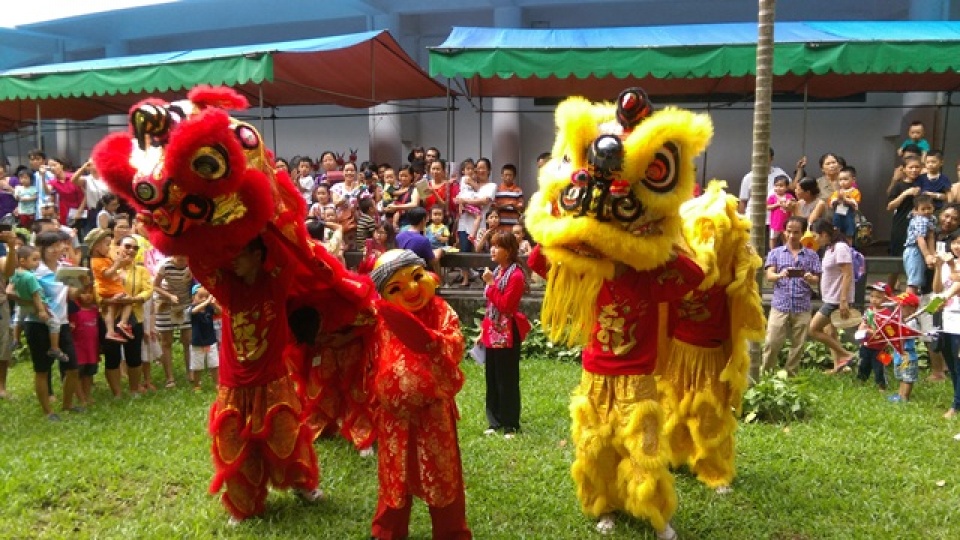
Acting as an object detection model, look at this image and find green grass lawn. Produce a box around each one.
[1,353,958,539]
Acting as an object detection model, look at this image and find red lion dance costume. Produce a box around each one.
[92,86,376,521]
[526,88,713,539]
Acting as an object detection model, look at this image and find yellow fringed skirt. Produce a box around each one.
[569,370,676,532]
[657,338,738,488]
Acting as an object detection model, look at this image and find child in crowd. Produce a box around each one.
[512,224,532,256]
[335,198,358,251]
[358,222,395,274]
[381,166,397,206]
[766,174,795,249]
[494,163,524,232]
[902,194,937,296]
[889,292,921,403]
[355,197,378,247]
[318,208,344,262]
[14,169,38,228]
[296,157,316,205]
[918,150,951,210]
[856,282,892,391]
[9,245,69,362]
[85,228,134,342]
[829,166,861,241]
[898,120,931,157]
[154,254,194,387]
[426,205,451,261]
[308,184,334,220]
[887,155,924,289]
[474,208,501,252]
[188,284,220,391]
[459,159,484,240]
[70,288,101,406]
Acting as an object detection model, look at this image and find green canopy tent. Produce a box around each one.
[0,30,449,135]
[429,22,960,100]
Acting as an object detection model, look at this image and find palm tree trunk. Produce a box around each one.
[751,0,776,251]
[749,0,776,380]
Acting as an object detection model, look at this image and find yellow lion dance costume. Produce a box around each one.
[526,88,712,539]
[656,181,765,492]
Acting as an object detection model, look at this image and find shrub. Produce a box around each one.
[521,319,582,362]
[462,308,581,362]
[742,370,817,423]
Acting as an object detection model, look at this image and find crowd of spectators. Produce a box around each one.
[755,121,960,422]
[0,145,537,420]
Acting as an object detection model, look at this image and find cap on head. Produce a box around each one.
[867,281,893,297]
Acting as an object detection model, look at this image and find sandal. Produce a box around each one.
[596,515,615,535]
[105,332,128,343]
[118,323,135,339]
[165,380,176,389]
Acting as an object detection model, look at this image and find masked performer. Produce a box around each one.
[368,249,471,540]
[526,88,710,539]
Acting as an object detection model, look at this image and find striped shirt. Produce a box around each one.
[494,183,524,228]
[765,245,821,313]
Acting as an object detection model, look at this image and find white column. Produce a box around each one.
[368,13,403,167]
[492,7,523,180]
[370,103,402,167]
[492,97,521,170]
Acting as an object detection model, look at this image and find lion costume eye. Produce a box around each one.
[191,145,229,180]
[641,142,680,193]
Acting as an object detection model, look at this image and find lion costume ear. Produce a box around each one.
[187,85,249,110]
[91,133,137,204]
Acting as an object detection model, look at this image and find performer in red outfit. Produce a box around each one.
[91,86,377,522]
[207,236,322,520]
[368,249,471,540]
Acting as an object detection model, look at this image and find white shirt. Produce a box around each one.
[456,180,496,233]
[941,262,960,334]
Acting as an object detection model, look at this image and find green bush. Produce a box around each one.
[462,308,581,362]
[521,318,582,361]
[742,370,817,423]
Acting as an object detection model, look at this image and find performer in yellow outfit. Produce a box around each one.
[656,181,766,492]
[526,88,712,539]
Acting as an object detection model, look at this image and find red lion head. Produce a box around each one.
[93,86,301,267]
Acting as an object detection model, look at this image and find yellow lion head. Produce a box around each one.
[525,89,713,346]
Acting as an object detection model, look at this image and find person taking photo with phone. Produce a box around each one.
[759,216,822,377]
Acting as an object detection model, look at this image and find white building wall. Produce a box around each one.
[12,90,958,246]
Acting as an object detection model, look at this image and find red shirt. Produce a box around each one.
[669,284,731,347]
[48,174,84,224]
[582,254,703,376]
[216,270,292,388]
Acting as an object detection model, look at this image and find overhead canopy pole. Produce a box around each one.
[36,102,42,151]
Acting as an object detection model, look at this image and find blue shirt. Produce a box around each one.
[905,214,935,248]
[765,245,821,313]
[917,173,952,209]
[190,303,218,347]
[395,229,435,262]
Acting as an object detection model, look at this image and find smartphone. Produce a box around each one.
[786,268,805,278]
